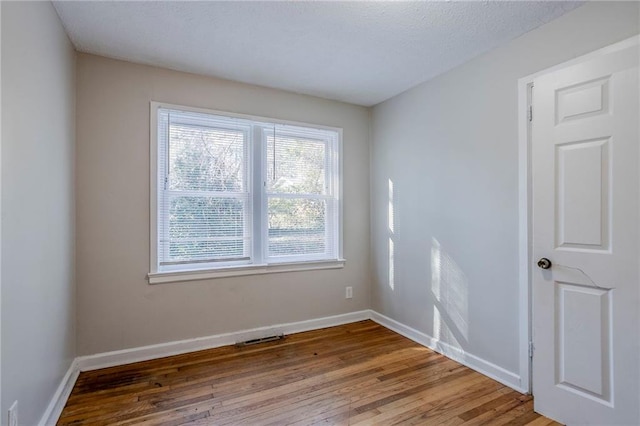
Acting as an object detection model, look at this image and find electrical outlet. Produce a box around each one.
[345,286,353,299]
[8,401,18,426]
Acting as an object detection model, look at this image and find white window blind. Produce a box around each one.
[153,104,341,274]
[265,126,339,262]
[157,109,252,268]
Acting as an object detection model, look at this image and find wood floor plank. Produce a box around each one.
[58,320,559,425]
[347,375,490,425]
[456,395,532,426]
[524,416,560,426]
[209,348,428,421]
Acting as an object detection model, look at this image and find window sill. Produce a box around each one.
[147,259,346,284]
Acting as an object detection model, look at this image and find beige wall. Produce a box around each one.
[1,2,76,424]
[76,54,371,356]
[370,1,639,383]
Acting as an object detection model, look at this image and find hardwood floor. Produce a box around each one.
[59,321,559,425]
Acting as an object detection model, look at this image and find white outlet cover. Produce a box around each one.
[346,287,353,299]
[8,401,18,426]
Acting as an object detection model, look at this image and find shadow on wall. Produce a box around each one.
[431,237,469,350]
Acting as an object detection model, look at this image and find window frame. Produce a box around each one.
[148,101,344,284]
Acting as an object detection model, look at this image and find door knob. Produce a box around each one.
[537,258,552,269]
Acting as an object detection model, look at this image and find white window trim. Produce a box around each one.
[148,259,346,284]
[148,101,344,284]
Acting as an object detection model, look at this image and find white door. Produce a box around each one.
[531,41,639,425]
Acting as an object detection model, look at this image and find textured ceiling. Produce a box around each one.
[53,1,582,106]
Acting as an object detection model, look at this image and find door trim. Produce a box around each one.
[517,34,640,394]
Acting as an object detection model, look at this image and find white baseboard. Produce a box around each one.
[369,310,525,393]
[38,359,80,426]
[76,310,370,372]
[41,308,524,425]
[74,309,524,391]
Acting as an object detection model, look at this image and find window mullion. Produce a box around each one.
[252,125,265,264]
[261,127,270,263]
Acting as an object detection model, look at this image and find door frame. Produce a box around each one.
[517,34,640,395]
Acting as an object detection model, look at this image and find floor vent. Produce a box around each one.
[236,334,285,347]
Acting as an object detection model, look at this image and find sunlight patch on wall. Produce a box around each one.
[431,237,469,346]
[388,179,394,234]
[388,179,395,290]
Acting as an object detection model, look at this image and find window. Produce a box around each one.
[149,103,343,283]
